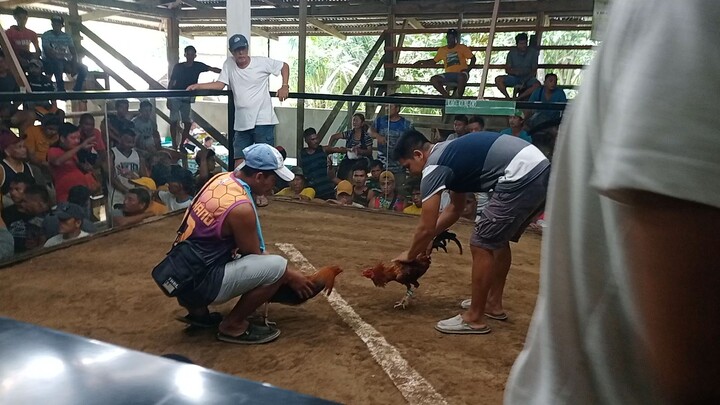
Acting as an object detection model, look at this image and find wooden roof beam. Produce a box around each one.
[81,9,119,21]
[406,17,423,29]
[307,17,346,40]
[0,0,48,8]
[251,26,278,40]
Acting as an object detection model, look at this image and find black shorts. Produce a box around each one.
[470,167,550,250]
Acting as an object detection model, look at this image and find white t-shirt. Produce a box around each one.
[158,190,193,212]
[44,231,90,248]
[218,56,284,131]
[505,0,720,405]
[505,2,720,404]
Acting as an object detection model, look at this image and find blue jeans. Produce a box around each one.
[44,58,87,92]
[233,125,276,159]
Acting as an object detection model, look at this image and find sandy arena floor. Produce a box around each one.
[0,200,542,404]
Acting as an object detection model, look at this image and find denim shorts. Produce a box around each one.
[233,125,276,159]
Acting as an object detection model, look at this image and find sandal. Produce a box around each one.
[435,314,491,335]
[216,324,281,345]
[175,312,223,328]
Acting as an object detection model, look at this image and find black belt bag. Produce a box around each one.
[151,240,208,297]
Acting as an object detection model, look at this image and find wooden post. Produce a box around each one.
[165,15,180,83]
[297,0,307,159]
[478,0,500,100]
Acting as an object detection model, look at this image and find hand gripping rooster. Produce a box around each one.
[361,254,432,309]
[259,265,343,326]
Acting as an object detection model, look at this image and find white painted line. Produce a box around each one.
[275,243,448,405]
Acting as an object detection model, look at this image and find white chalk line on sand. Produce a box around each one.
[275,243,448,405]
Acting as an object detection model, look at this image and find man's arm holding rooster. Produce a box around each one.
[396,191,467,261]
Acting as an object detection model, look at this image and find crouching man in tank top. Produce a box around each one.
[166,144,314,345]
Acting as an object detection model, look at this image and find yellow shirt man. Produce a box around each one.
[434,44,474,73]
[403,204,422,216]
[25,124,58,164]
[276,186,315,200]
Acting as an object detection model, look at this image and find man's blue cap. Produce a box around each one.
[237,144,294,182]
[229,34,249,52]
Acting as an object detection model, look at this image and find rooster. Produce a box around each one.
[258,265,343,326]
[361,254,431,309]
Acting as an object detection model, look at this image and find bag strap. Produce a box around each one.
[175,171,225,239]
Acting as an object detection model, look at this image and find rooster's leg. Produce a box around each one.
[262,303,277,327]
[394,287,415,309]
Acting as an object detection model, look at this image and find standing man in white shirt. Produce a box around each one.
[188,34,289,167]
[505,1,720,404]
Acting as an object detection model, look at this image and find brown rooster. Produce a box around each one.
[361,254,431,308]
[259,265,343,326]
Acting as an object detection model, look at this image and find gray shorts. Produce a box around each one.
[168,97,192,123]
[212,254,287,304]
[470,168,550,250]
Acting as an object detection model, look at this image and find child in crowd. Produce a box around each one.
[3,184,50,253]
[0,131,35,207]
[157,165,194,212]
[275,166,315,201]
[349,162,372,207]
[369,171,404,212]
[403,184,423,215]
[43,202,90,247]
[5,172,34,210]
[327,180,364,208]
[194,148,220,189]
[367,159,383,192]
[300,127,336,200]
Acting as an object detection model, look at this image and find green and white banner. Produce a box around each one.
[445,99,516,116]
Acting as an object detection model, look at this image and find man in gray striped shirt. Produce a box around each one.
[393,130,549,334]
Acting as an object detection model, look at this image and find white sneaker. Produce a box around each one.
[460,299,471,309]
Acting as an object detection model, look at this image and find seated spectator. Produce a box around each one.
[0,131,35,206]
[527,73,567,128]
[43,202,90,247]
[109,128,143,216]
[131,100,161,153]
[43,185,96,238]
[367,159,383,191]
[48,123,99,203]
[446,115,469,141]
[6,7,40,73]
[203,136,215,150]
[4,172,34,210]
[461,193,478,221]
[194,148,221,189]
[369,103,413,190]
[327,180,364,208]
[129,177,167,216]
[349,162,372,207]
[275,166,315,201]
[156,165,194,212]
[494,32,540,100]
[0,215,14,260]
[25,113,61,170]
[78,113,106,171]
[0,53,20,94]
[113,187,153,227]
[500,110,533,143]
[326,113,373,180]
[403,185,423,215]
[25,59,60,119]
[101,99,133,146]
[467,115,485,133]
[41,15,87,92]
[3,184,50,253]
[413,29,476,98]
[369,171,404,212]
[300,127,336,200]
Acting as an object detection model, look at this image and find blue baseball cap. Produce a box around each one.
[237,144,294,182]
[229,34,249,52]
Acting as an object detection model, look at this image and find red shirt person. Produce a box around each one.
[48,123,98,202]
[5,7,41,71]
